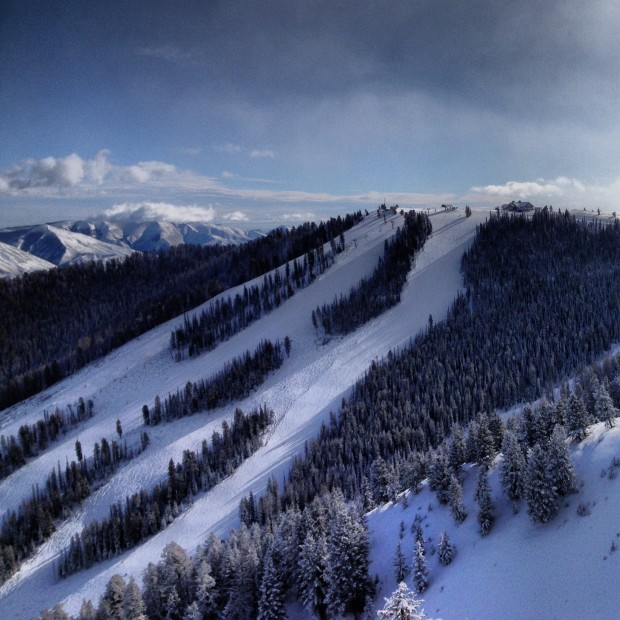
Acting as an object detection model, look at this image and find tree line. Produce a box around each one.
[0,431,148,585]
[145,339,287,425]
[0,396,94,480]
[38,488,373,620]
[170,233,340,359]
[314,210,432,335]
[0,213,362,410]
[57,406,273,579]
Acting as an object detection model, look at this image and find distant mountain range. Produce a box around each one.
[0,220,264,277]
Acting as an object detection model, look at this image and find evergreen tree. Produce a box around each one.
[393,540,408,582]
[567,393,589,441]
[412,540,429,594]
[324,503,374,618]
[447,427,466,473]
[78,600,96,620]
[257,550,286,620]
[547,425,576,496]
[595,381,618,429]
[448,475,467,524]
[428,449,451,504]
[475,468,495,536]
[298,532,328,620]
[97,574,126,620]
[525,444,558,524]
[371,456,394,505]
[500,430,527,502]
[377,581,426,620]
[437,532,455,566]
[123,576,147,620]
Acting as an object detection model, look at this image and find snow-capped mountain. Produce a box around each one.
[51,219,265,250]
[0,220,265,275]
[0,241,55,278]
[0,224,135,268]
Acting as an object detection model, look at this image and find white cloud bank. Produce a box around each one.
[470,176,620,210]
[102,202,216,223]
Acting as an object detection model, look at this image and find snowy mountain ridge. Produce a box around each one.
[0,220,265,275]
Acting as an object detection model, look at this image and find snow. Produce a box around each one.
[367,421,620,620]
[0,241,55,277]
[0,209,483,617]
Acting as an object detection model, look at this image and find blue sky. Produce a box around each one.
[2,1,620,229]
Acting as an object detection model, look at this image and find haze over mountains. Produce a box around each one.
[0,220,264,277]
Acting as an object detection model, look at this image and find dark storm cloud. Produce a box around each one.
[114,0,620,121]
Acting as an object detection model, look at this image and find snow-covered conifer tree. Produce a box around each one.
[547,425,576,496]
[122,576,146,620]
[567,393,589,441]
[448,475,467,523]
[475,468,495,536]
[257,549,286,620]
[394,540,408,582]
[525,444,558,523]
[500,430,527,502]
[412,540,429,593]
[438,531,455,566]
[377,581,426,619]
[595,381,618,429]
[298,531,328,619]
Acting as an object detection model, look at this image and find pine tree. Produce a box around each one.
[371,456,394,504]
[448,475,467,524]
[298,532,328,620]
[547,425,576,496]
[324,502,374,618]
[437,532,455,566]
[78,599,96,620]
[123,576,146,620]
[378,581,426,619]
[257,550,286,620]
[97,574,126,620]
[500,430,527,502]
[412,540,429,594]
[394,540,408,582]
[475,468,495,536]
[525,444,558,524]
[595,381,618,429]
[567,393,589,441]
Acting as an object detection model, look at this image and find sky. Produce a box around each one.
[2,0,620,229]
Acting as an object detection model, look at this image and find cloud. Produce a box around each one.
[467,176,620,210]
[250,149,275,159]
[102,202,216,223]
[216,144,275,159]
[222,210,249,222]
[471,177,589,198]
[281,211,317,221]
[0,153,86,190]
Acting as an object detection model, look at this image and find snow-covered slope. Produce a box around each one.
[0,209,482,617]
[368,421,620,620]
[0,241,55,278]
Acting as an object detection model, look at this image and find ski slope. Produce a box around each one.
[0,208,483,618]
